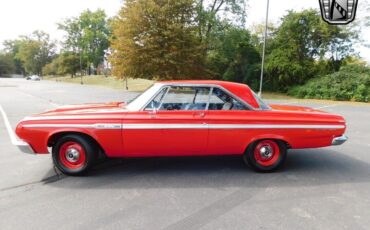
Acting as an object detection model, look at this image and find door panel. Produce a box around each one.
[207,110,255,155]
[206,87,253,155]
[122,111,208,157]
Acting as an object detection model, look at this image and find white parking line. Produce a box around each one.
[0,104,19,144]
[18,91,61,107]
[314,104,338,110]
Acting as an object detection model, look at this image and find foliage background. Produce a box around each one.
[0,0,368,102]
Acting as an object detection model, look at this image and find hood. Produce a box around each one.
[35,102,128,117]
[49,102,125,112]
[269,104,326,113]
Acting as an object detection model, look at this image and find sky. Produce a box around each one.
[0,0,369,62]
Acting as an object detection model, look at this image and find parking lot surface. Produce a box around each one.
[1,78,370,230]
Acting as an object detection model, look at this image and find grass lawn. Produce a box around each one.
[43,75,154,91]
[260,92,293,100]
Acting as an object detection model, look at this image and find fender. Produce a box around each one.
[246,134,291,152]
[47,128,102,148]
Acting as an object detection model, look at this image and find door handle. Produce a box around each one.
[193,112,205,118]
[148,110,156,118]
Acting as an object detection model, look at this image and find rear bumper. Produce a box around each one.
[332,135,348,146]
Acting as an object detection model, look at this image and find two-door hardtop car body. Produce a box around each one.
[14,80,347,175]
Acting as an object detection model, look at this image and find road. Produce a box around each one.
[0,78,370,230]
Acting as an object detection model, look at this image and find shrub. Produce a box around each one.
[288,64,370,102]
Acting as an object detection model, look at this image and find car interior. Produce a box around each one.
[145,86,248,111]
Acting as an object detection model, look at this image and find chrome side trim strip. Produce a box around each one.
[22,116,122,121]
[23,123,345,130]
[23,124,94,128]
[122,124,208,129]
[208,124,345,129]
[122,124,344,130]
[23,123,122,129]
[94,124,123,129]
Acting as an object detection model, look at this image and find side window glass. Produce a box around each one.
[159,86,210,111]
[193,87,210,109]
[253,92,271,110]
[144,87,167,111]
[209,88,247,110]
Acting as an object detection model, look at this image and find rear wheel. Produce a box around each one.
[244,139,287,172]
[52,134,96,176]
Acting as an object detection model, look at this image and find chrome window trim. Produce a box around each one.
[126,83,164,111]
[139,83,254,111]
[205,87,213,111]
[143,86,169,111]
[156,86,170,111]
[252,91,271,111]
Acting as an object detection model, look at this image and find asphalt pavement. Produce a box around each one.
[0,78,370,230]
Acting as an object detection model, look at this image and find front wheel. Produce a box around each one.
[244,139,287,172]
[52,134,96,176]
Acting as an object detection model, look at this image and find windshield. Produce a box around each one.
[126,83,164,111]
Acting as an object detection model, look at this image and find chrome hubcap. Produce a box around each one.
[65,148,80,163]
[259,146,273,159]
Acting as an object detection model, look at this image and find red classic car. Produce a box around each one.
[14,80,347,175]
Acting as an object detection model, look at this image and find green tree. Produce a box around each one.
[196,0,247,47]
[57,52,80,76]
[15,31,56,76]
[42,57,60,76]
[58,18,82,54]
[43,52,80,77]
[264,9,355,91]
[58,9,110,75]
[2,40,25,75]
[0,52,15,76]
[206,26,261,89]
[110,0,206,80]
[80,9,110,73]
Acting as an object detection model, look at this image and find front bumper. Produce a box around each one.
[0,105,36,154]
[14,140,36,154]
[332,135,348,146]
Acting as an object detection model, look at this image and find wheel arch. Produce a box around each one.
[245,135,291,152]
[47,131,106,156]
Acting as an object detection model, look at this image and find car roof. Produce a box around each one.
[159,80,260,109]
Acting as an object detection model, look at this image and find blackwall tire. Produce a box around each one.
[52,134,96,176]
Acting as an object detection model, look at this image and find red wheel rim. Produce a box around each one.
[58,141,86,169]
[254,140,280,167]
